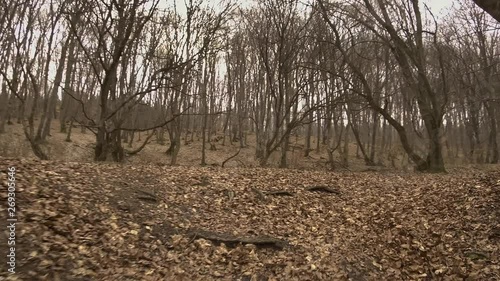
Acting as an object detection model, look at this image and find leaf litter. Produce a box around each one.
[0,157,498,280]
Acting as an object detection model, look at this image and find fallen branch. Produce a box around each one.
[187,228,288,249]
[135,189,158,202]
[137,195,158,202]
[306,185,341,195]
[464,250,490,260]
[222,148,241,168]
[125,130,157,156]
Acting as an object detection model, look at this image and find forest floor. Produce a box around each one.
[0,157,499,280]
[0,120,465,171]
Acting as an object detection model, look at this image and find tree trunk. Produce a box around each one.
[342,122,349,167]
[370,109,378,163]
[38,37,70,142]
[60,34,77,133]
[65,119,74,142]
[485,103,499,163]
[0,83,10,133]
[200,56,210,166]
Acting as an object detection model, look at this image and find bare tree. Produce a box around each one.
[317,0,449,172]
[244,0,318,167]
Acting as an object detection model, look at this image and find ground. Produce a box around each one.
[0,120,461,171]
[0,157,498,280]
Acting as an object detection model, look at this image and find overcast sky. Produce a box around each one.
[165,0,458,16]
[425,0,454,17]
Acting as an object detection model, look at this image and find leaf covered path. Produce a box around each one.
[0,158,499,280]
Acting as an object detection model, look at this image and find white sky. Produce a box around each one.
[424,0,454,17]
[162,0,456,16]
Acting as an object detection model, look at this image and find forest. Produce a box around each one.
[0,0,499,280]
[0,0,499,171]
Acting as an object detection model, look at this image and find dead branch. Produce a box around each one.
[187,228,289,249]
[222,148,241,168]
[137,195,158,202]
[265,190,294,196]
[135,189,158,202]
[125,130,156,156]
[306,185,341,195]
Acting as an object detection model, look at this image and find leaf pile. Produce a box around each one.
[0,158,498,280]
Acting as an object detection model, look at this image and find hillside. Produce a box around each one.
[0,157,498,280]
[0,121,393,170]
